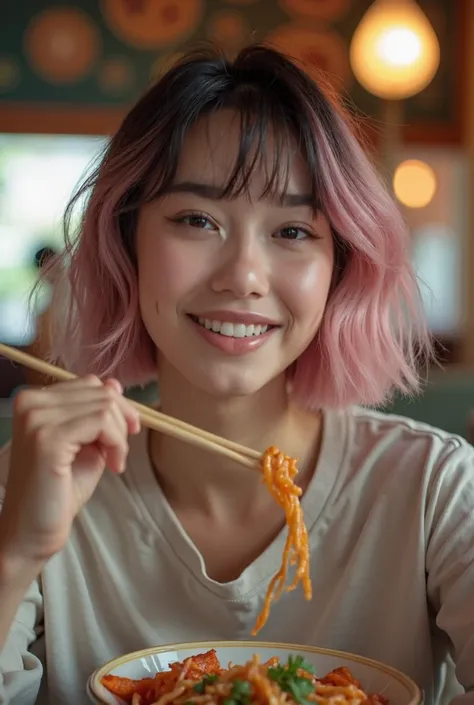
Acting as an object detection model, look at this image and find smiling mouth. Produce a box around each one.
[189,315,277,339]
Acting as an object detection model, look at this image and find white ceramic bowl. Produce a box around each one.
[88,641,423,705]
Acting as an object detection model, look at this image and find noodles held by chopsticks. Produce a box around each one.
[0,345,311,637]
[0,343,312,634]
[252,446,311,635]
[101,649,389,705]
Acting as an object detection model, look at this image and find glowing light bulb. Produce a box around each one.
[350,0,440,99]
[393,159,436,208]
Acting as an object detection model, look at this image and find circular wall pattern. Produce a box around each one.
[278,0,349,20]
[0,57,20,92]
[266,24,349,92]
[206,11,248,51]
[101,0,203,50]
[25,8,100,84]
[98,56,135,94]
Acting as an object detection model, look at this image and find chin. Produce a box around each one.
[189,367,275,400]
[157,347,285,400]
[199,379,266,399]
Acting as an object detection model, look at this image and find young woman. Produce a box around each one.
[0,46,472,705]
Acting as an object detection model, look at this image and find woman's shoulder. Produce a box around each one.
[348,405,470,449]
[341,405,474,486]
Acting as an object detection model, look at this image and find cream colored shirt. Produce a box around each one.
[0,408,473,705]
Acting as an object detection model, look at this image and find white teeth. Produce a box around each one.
[196,317,272,338]
[232,324,246,338]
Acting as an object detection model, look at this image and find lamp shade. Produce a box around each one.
[349,0,440,99]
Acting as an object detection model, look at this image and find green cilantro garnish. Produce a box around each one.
[193,674,219,694]
[268,656,315,705]
[223,678,252,705]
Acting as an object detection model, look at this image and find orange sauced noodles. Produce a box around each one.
[101,649,389,705]
[253,446,311,635]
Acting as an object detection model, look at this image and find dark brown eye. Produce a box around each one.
[185,215,211,228]
[174,213,217,230]
[276,226,309,241]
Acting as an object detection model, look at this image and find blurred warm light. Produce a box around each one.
[349,0,440,99]
[393,159,436,208]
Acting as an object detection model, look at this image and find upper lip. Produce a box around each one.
[189,311,281,326]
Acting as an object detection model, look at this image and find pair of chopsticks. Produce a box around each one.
[0,343,260,470]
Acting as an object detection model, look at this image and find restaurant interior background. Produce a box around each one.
[0,0,473,443]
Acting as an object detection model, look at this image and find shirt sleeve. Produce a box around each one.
[425,441,474,702]
[0,481,45,705]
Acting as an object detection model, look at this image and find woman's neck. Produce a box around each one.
[158,364,291,447]
[148,365,323,518]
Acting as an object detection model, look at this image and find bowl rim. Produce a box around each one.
[89,640,423,705]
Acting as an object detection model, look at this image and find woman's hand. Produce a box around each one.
[0,376,141,567]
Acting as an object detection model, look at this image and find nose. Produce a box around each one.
[210,234,270,299]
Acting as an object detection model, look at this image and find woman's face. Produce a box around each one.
[136,110,334,398]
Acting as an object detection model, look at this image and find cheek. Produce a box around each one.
[136,237,174,321]
[136,235,206,314]
[280,256,334,325]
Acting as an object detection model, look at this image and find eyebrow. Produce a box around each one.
[163,181,314,208]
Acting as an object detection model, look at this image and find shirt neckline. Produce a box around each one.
[125,408,348,601]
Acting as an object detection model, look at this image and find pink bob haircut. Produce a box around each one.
[49,44,432,410]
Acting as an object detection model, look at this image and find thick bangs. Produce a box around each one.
[137,66,324,211]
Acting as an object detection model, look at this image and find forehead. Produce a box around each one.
[173,109,313,199]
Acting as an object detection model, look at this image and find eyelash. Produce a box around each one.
[275,226,314,241]
[171,212,217,230]
[170,212,317,241]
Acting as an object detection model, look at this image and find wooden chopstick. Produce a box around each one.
[0,343,260,470]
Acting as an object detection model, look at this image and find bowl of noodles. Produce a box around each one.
[85,449,420,705]
[87,641,423,705]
